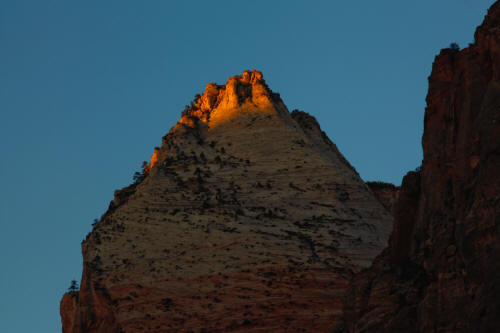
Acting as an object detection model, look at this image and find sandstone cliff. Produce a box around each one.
[61,70,392,332]
[365,182,399,213]
[342,3,500,332]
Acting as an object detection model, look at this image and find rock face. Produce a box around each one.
[61,70,392,332]
[365,182,399,213]
[342,3,500,332]
[60,292,79,333]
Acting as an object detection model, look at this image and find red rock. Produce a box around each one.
[390,172,420,264]
[66,267,120,333]
[342,2,500,332]
[60,292,78,333]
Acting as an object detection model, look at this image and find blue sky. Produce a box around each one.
[0,1,495,332]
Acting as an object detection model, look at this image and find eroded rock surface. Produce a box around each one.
[342,3,500,332]
[61,70,392,332]
[366,182,399,214]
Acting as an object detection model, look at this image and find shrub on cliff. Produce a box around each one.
[132,161,149,184]
[449,42,460,51]
[68,280,79,292]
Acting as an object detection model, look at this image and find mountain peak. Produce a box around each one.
[61,69,393,332]
[179,70,284,128]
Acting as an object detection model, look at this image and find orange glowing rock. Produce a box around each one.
[180,70,279,128]
[61,69,392,333]
[145,147,160,172]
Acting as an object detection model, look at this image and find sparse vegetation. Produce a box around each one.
[181,94,201,116]
[132,161,149,184]
[449,42,460,51]
[68,280,79,292]
[366,181,397,190]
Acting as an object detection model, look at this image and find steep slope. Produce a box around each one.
[342,3,500,332]
[365,182,399,213]
[61,70,392,332]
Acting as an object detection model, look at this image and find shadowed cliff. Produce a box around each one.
[342,2,500,332]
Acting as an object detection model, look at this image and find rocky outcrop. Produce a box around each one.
[366,182,399,213]
[61,70,392,332]
[67,267,120,333]
[342,2,500,332]
[60,292,78,333]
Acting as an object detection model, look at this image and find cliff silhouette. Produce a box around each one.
[341,2,500,332]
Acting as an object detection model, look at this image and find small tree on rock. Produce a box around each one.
[68,280,79,292]
[132,161,149,184]
[449,42,460,51]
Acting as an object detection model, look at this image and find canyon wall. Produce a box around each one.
[342,3,500,332]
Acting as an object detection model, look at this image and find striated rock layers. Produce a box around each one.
[365,182,399,214]
[61,70,393,332]
[342,3,500,332]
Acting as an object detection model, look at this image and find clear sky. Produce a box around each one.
[0,1,495,332]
